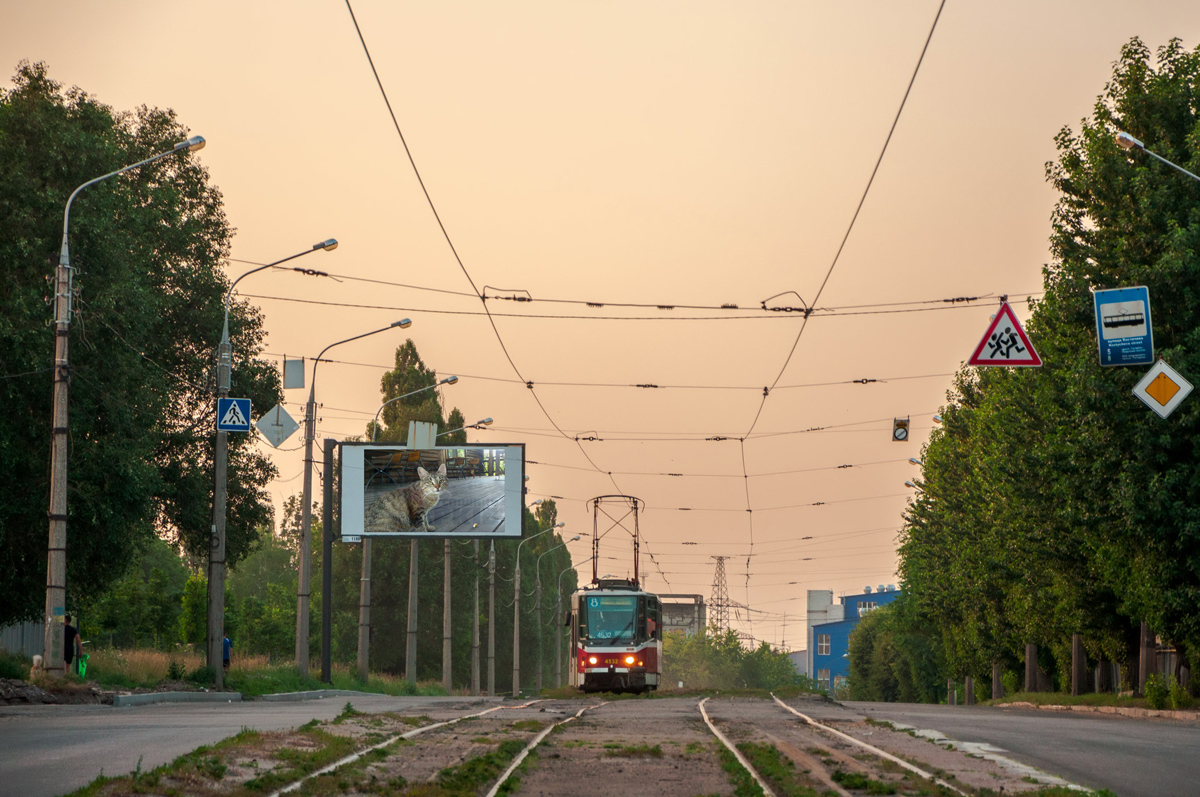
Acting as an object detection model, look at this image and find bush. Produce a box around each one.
[0,650,31,681]
[1143,673,1169,709]
[1168,677,1193,710]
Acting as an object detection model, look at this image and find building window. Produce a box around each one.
[818,669,830,691]
[858,601,878,618]
[817,634,830,656]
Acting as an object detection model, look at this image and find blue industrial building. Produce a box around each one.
[808,585,901,693]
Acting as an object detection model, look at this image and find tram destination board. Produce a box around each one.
[339,443,525,538]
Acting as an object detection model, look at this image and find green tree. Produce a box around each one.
[0,62,279,626]
[898,38,1200,690]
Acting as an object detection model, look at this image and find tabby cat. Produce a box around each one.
[364,463,448,533]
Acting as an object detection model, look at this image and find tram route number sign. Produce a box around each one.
[1094,286,1153,367]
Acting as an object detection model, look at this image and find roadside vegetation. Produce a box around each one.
[847,38,1200,704]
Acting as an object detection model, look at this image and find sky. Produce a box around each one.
[5,1,1200,650]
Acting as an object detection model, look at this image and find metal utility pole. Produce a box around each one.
[472,540,480,695]
[298,319,410,675]
[709,556,731,635]
[44,135,205,678]
[442,539,452,693]
[358,537,371,682]
[488,541,495,695]
[210,240,336,690]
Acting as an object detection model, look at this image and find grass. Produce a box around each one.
[716,743,767,797]
[604,743,664,758]
[737,742,822,797]
[986,691,1150,709]
[52,646,450,698]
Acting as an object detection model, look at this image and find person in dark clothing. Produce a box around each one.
[222,636,233,671]
[63,616,82,670]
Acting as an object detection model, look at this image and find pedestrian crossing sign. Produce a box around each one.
[968,302,1042,367]
[217,398,252,432]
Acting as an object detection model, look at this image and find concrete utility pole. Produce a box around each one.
[472,540,480,695]
[443,539,452,693]
[210,240,336,691]
[1072,634,1086,696]
[359,388,453,683]
[406,540,418,684]
[321,439,334,683]
[1025,643,1038,692]
[299,319,411,675]
[488,541,495,695]
[44,135,204,678]
[1139,621,1155,694]
[358,537,371,682]
[401,420,436,684]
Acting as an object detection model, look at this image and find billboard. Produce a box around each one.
[340,444,525,538]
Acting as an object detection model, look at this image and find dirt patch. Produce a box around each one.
[0,678,57,705]
[518,698,735,796]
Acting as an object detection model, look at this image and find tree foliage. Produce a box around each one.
[0,62,279,625]
[897,38,1200,694]
[662,628,802,690]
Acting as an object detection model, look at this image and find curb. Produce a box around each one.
[255,689,378,702]
[112,691,242,707]
[1002,700,1200,721]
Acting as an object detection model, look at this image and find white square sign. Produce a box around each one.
[1133,360,1192,419]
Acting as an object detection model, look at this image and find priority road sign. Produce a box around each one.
[968,302,1042,367]
[1094,286,1153,367]
[1133,360,1192,419]
[255,403,299,448]
[217,398,252,432]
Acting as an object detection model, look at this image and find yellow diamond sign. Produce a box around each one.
[1133,360,1192,419]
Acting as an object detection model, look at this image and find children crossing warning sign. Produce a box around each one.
[968,302,1042,367]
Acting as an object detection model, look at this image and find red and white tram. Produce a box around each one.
[566,496,662,693]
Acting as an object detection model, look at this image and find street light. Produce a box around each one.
[370,376,459,441]
[555,554,593,688]
[1116,130,1200,183]
[44,134,206,677]
[534,535,581,691]
[208,240,338,689]
[297,318,411,674]
[513,521,565,695]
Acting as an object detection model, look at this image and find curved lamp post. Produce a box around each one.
[512,521,564,695]
[370,376,459,441]
[534,535,580,691]
[297,318,411,674]
[44,135,205,677]
[555,555,593,688]
[208,240,337,689]
[1117,131,1200,183]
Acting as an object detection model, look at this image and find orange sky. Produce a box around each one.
[6,1,1199,648]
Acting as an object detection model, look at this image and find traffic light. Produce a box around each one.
[892,417,910,442]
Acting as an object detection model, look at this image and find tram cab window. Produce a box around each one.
[580,595,638,643]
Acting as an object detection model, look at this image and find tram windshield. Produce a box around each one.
[581,595,637,643]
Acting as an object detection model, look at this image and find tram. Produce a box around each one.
[568,579,662,693]
[566,495,662,693]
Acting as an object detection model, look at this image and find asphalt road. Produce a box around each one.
[836,701,1200,797]
[0,693,499,797]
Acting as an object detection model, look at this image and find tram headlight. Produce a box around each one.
[625,655,635,665]
[588,656,598,665]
